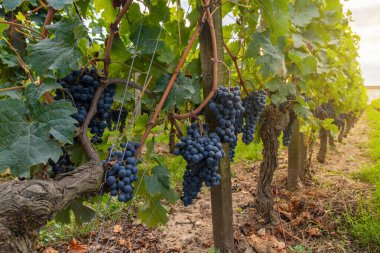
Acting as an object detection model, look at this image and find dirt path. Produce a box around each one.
[157,114,373,253]
[42,114,374,253]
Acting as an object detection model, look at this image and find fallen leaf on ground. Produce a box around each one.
[118,238,132,249]
[68,239,87,253]
[113,224,123,233]
[307,227,322,237]
[247,233,268,253]
[42,247,58,253]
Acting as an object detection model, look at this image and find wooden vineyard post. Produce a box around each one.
[287,119,306,190]
[199,1,234,252]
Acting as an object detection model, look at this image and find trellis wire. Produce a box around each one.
[95,3,171,249]
[128,159,183,250]
[86,6,147,251]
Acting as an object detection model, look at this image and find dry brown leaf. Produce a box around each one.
[42,247,58,253]
[290,216,305,226]
[247,234,268,253]
[68,239,87,253]
[307,227,322,237]
[119,238,132,249]
[279,210,292,220]
[267,235,286,250]
[113,224,123,233]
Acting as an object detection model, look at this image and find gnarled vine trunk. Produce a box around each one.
[338,120,345,142]
[0,162,103,253]
[317,128,328,163]
[256,105,288,223]
[328,131,335,148]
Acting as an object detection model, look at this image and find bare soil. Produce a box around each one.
[42,114,375,253]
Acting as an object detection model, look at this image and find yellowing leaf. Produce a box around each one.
[16,12,26,21]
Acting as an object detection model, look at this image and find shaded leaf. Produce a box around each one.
[64,144,90,166]
[49,0,74,10]
[70,199,96,225]
[154,73,196,111]
[144,165,171,196]
[138,199,168,228]
[2,0,24,12]
[55,208,71,224]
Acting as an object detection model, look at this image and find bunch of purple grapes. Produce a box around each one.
[173,123,225,206]
[103,142,140,203]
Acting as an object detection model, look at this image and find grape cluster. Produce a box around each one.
[107,108,128,131]
[234,109,244,134]
[173,123,225,206]
[209,87,244,160]
[54,68,116,144]
[103,142,140,203]
[321,102,335,119]
[282,110,296,146]
[242,90,266,144]
[48,151,74,176]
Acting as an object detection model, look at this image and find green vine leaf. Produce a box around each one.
[94,0,117,24]
[49,0,76,10]
[290,0,320,27]
[27,17,86,78]
[25,84,77,144]
[138,199,168,228]
[0,99,62,176]
[246,31,286,81]
[0,18,9,34]
[144,165,171,196]
[154,73,197,111]
[288,50,317,75]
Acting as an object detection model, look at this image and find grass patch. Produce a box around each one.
[351,162,380,184]
[341,197,380,252]
[341,106,380,251]
[234,136,263,162]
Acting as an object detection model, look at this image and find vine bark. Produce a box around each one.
[256,105,289,222]
[0,162,104,252]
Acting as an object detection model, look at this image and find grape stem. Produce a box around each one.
[103,0,134,77]
[77,77,154,162]
[42,7,56,38]
[135,6,210,156]
[78,80,108,162]
[169,114,183,138]
[40,7,57,104]
[223,42,249,95]
[0,20,45,37]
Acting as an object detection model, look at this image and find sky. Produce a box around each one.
[343,0,380,86]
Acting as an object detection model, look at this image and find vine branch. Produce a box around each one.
[40,6,57,104]
[223,42,249,95]
[42,7,56,38]
[172,2,218,120]
[135,9,209,156]
[103,0,134,76]
[0,20,45,37]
